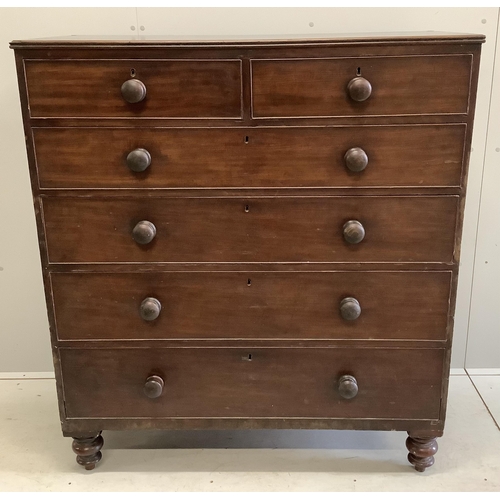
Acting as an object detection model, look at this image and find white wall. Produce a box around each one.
[466,10,500,369]
[0,7,498,372]
[0,8,137,372]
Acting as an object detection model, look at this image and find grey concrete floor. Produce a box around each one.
[0,372,499,491]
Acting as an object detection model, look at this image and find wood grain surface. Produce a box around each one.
[60,347,444,419]
[25,59,242,118]
[50,271,452,341]
[252,55,472,117]
[42,195,458,264]
[33,125,466,189]
[11,35,484,445]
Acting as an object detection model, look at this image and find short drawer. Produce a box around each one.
[33,125,466,189]
[51,271,452,341]
[24,59,242,118]
[251,55,472,117]
[60,347,444,419]
[42,196,458,264]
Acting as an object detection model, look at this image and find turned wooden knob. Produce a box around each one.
[338,374,358,399]
[127,148,151,172]
[344,147,368,172]
[343,220,365,244]
[132,220,156,245]
[140,297,162,321]
[347,77,372,102]
[121,79,147,103]
[144,375,164,399]
[340,297,361,320]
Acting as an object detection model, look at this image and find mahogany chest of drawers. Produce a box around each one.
[11,32,484,472]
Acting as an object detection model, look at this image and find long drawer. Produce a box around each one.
[60,347,444,419]
[51,271,452,341]
[42,196,458,264]
[24,59,242,118]
[33,125,466,189]
[251,55,472,117]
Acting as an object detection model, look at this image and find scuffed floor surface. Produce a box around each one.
[0,374,498,491]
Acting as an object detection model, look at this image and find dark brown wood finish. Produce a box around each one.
[24,59,243,118]
[50,271,452,341]
[33,125,466,189]
[406,433,439,472]
[61,418,446,435]
[60,347,444,419]
[72,433,104,471]
[61,418,447,436]
[251,55,472,118]
[9,32,486,46]
[41,196,458,264]
[11,33,484,472]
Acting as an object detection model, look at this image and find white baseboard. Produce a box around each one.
[0,372,55,379]
[466,368,500,376]
[450,368,467,375]
[0,369,498,379]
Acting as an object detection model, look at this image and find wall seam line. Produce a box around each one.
[466,369,500,431]
[463,8,500,370]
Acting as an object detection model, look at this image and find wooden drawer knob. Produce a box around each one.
[347,77,372,102]
[340,297,361,320]
[343,220,365,244]
[127,148,151,172]
[344,147,368,172]
[338,374,358,399]
[121,79,147,103]
[144,375,164,399]
[140,297,162,321]
[132,220,156,245]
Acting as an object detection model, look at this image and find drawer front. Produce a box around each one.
[252,55,472,117]
[34,125,466,189]
[60,347,444,419]
[24,60,242,118]
[42,196,458,264]
[51,271,451,341]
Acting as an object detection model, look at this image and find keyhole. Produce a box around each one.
[247,278,251,286]
[356,67,361,76]
[130,68,136,77]
[244,136,249,144]
[244,204,250,213]
[248,354,252,360]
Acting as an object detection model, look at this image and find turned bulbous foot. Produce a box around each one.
[406,433,438,472]
[72,432,104,470]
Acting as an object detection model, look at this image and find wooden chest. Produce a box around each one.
[11,32,484,472]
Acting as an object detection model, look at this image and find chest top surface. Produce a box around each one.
[10,31,485,46]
